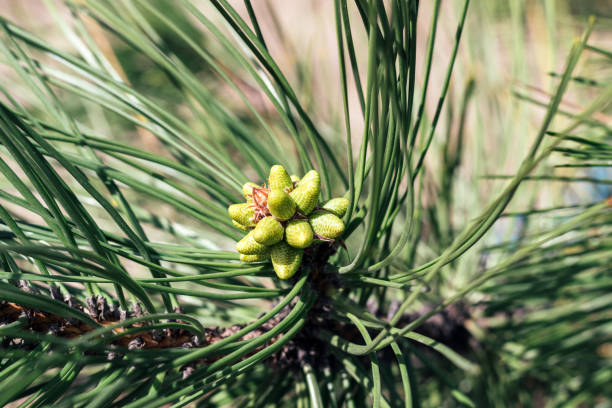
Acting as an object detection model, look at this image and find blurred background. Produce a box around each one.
[2,0,610,235]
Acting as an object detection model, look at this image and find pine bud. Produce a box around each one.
[267,189,296,220]
[240,252,270,263]
[309,210,345,239]
[285,219,314,249]
[228,203,255,227]
[289,170,320,215]
[268,164,293,191]
[270,242,303,279]
[322,197,349,218]
[253,216,284,246]
[242,182,259,202]
[290,174,300,184]
[300,169,319,184]
[236,230,269,255]
[232,220,250,231]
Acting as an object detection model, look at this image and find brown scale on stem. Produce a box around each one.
[0,294,294,371]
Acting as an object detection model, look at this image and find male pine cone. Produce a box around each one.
[228,165,347,279]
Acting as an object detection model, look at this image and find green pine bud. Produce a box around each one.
[309,210,345,239]
[290,174,300,184]
[289,170,320,215]
[240,252,270,263]
[285,219,314,249]
[236,230,268,255]
[232,220,250,231]
[253,216,284,246]
[268,165,293,191]
[228,203,255,227]
[270,241,303,279]
[300,169,319,185]
[267,189,296,220]
[322,197,349,218]
[242,182,259,202]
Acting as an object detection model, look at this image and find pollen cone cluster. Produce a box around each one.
[228,165,348,279]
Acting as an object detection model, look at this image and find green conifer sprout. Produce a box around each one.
[270,241,303,279]
[236,230,269,255]
[267,189,296,220]
[240,252,270,263]
[268,164,293,191]
[228,203,255,227]
[229,167,347,277]
[322,197,349,218]
[299,169,319,184]
[285,219,314,248]
[309,210,345,239]
[289,170,320,215]
[232,220,250,231]
[253,216,284,245]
